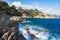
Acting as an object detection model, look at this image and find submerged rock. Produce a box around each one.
[40,30,48,32]
[28,34,36,39]
[24,26,29,30]
[27,30,37,39]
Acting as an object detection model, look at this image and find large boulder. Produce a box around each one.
[8,31,26,40]
[1,30,26,40]
[1,30,11,40]
[8,31,18,40]
[0,28,10,38]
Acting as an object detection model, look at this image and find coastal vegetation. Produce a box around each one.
[0,1,21,16]
[0,0,53,18]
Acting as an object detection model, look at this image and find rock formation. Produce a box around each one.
[1,27,26,40]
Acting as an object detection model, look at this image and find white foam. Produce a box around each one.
[18,24,60,40]
[50,36,60,40]
[19,28,30,38]
[36,32,49,40]
[27,21,31,22]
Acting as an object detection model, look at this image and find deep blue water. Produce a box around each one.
[18,18,60,40]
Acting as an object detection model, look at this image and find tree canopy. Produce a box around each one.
[0,1,49,18]
[0,1,21,16]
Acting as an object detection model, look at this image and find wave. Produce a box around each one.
[17,18,60,40]
[18,24,60,40]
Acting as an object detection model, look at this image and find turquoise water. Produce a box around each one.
[18,18,60,40]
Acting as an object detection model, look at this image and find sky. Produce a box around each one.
[4,0,60,15]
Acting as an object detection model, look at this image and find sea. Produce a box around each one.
[18,18,60,40]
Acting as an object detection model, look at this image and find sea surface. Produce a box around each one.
[18,18,60,40]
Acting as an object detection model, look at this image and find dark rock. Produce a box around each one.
[1,30,11,40]
[27,30,37,39]
[8,31,26,40]
[8,21,17,27]
[0,28,9,38]
[0,29,3,38]
[8,31,18,40]
[18,33,26,40]
[28,34,36,39]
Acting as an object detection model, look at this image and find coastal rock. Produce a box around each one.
[8,31,26,40]
[0,28,9,38]
[18,33,26,40]
[24,26,29,30]
[8,31,19,40]
[1,31,11,40]
[1,30,26,40]
[9,16,21,22]
[28,34,36,39]
[0,13,19,28]
[0,29,3,38]
[8,21,17,28]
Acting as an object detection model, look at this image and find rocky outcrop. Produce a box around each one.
[9,16,21,22]
[8,31,19,40]
[0,13,19,39]
[8,31,26,40]
[0,28,10,38]
[8,21,17,28]
[0,13,10,28]
[0,13,19,28]
[1,30,11,40]
[1,30,26,40]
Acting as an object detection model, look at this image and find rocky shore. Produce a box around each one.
[0,20,26,40]
[0,14,26,40]
[0,27,26,40]
[0,13,54,40]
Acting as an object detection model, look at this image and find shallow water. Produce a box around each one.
[18,18,60,40]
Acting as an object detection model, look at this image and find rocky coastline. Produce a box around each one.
[0,13,55,40]
[0,13,26,40]
[0,27,26,40]
[0,1,57,40]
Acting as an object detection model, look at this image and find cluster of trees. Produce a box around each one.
[0,1,47,17]
[18,7,41,17]
[0,1,21,16]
